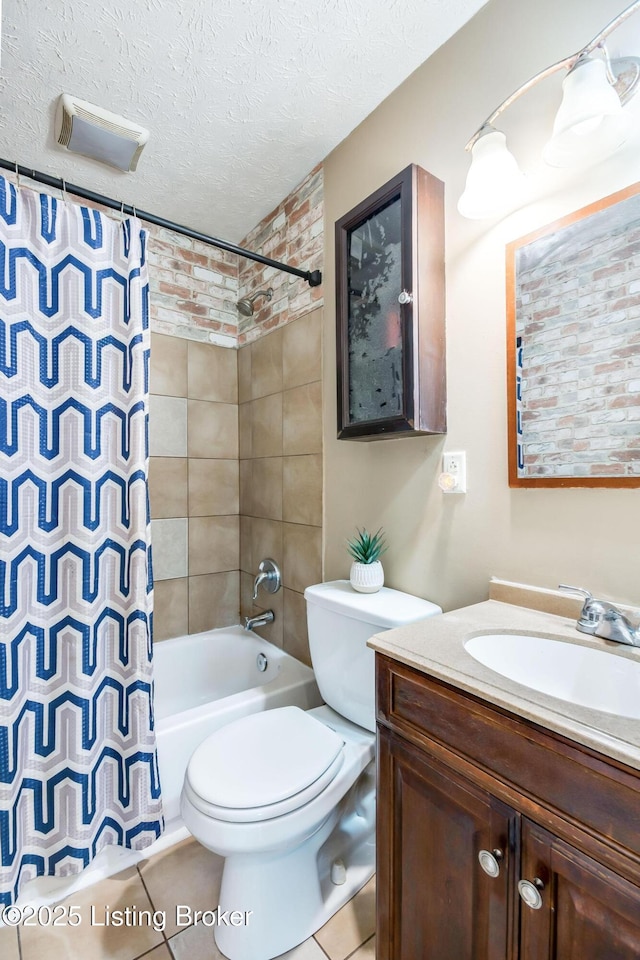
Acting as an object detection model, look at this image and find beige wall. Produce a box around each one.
[323,0,640,610]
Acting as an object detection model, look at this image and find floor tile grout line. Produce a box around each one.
[344,932,376,960]
[136,864,171,948]
[130,942,171,960]
[311,935,333,960]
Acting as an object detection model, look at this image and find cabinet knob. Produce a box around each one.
[478,848,503,878]
[398,290,413,305]
[518,878,545,910]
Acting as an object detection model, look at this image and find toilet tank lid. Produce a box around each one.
[304,580,442,629]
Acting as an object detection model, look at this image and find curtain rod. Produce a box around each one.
[0,158,322,288]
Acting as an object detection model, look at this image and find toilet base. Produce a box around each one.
[214,762,376,960]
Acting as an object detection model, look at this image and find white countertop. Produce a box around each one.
[368,599,640,772]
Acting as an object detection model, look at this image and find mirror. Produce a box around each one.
[506,182,640,487]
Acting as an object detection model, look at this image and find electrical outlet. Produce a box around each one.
[441,451,467,493]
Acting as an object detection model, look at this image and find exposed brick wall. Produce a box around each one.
[10,167,324,349]
[146,226,239,346]
[237,164,324,344]
[515,194,640,478]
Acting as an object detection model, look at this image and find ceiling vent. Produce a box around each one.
[54,94,150,172]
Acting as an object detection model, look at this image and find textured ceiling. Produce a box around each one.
[0,0,488,242]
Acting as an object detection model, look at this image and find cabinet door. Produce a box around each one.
[519,818,640,960]
[377,728,517,960]
[335,164,446,440]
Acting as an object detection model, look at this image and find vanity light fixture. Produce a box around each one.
[458,0,640,219]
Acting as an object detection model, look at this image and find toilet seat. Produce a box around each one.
[185,706,345,823]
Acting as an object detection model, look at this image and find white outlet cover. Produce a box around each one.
[441,452,467,493]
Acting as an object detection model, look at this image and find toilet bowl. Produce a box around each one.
[181,580,442,960]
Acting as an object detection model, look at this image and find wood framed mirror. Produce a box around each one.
[506,182,640,487]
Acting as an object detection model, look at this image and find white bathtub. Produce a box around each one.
[11,626,321,913]
[153,626,322,823]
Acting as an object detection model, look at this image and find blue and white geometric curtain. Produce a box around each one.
[0,176,163,907]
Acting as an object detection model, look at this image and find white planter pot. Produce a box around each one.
[349,560,384,594]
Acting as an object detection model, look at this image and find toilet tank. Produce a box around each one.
[304,580,442,733]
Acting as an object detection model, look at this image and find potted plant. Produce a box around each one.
[346,527,387,593]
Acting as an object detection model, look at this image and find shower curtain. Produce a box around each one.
[0,176,163,907]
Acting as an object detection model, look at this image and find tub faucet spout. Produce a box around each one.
[244,610,275,632]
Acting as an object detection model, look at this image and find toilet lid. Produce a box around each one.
[186,706,345,811]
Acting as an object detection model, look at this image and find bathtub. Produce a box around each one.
[11,626,322,912]
[153,625,322,823]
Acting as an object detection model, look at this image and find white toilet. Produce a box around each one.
[181,580,441,960]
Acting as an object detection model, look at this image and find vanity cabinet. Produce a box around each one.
[376,655,640,960]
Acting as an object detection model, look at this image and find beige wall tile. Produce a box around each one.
[188,516,239,575]
[284,587,311,666]
[237,343,252,404]
[250,517,283,570]
[314,876,376,960]
[187,400,238,459]
[240,570,255,620]
[283,455,322,527]
[283,309,322,389]
[151,518,188,580]
[240,460,254,516]
[240,515,253,574]
[149,396,187,457]
[139,837,224,938]
[283,523,322,593]
[188,341,237,403]
[150,332,188,397]
[188,459,239,516]
[0,926,19,960]
[189,571,239,632]
[251,393,283,458]
[251,326,283,398]
[148,457,188,519]
[283,381,323,456]
[153,577,188,641]
[251,458,283,520]
[19,867,163,960]
[239,401,253,459]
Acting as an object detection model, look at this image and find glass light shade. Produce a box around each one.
[457,129,527,220]
[543,57,628,167]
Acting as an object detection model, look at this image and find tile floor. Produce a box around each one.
[1,838,375,960]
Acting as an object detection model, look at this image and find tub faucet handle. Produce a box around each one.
[252,558,281,600]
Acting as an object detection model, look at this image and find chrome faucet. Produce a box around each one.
[559,584,640,647]
[252,558,281,601]
[244,609,275,632]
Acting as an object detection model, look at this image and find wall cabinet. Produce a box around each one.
[376,655,640,960]
[335,164,446,440]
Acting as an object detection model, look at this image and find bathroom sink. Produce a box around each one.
[464,633,640,720]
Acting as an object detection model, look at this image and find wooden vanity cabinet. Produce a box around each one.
[376,655,640,960]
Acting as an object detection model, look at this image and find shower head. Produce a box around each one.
[237,287,273,317]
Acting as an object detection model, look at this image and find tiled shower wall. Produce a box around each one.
[238,309,323,666]
[148,335,240,640]
[148,307,324,662]
[147,166,324,657]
